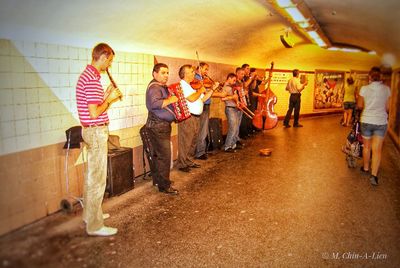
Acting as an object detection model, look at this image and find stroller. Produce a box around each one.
[342,110,363,168]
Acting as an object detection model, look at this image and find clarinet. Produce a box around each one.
[106,68,122,100]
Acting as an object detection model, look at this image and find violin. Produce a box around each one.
[190,76,219,91]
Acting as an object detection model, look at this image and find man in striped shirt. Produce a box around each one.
[76,43,122,236]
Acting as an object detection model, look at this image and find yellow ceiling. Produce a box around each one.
[0,0,397,69]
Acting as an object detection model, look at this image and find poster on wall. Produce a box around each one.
[314,70,345,110]
[350,70,369,90]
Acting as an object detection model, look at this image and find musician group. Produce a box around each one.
[145,62,272,195]
[77,43,271,236]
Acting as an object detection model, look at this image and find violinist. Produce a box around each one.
[194,62,225,160]
[234,67,246,148]
[176,65,213,173]
[221,73,239,153]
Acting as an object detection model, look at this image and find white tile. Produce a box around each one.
[70,60,83,74]
[0,56,11,72]
[58,74,70,87]
[0,73,12,89]
[28,118,40,133]
[23,41,35,57]
[68,47,79,60]
[1,121,16,138]
[41,129,64,145]
[24,57,36,73]
[10,56,25,73]
[59,46,69,59]
[38,88,51,103]
[16,135,30,151]
[27,103,40,118]
[59,60,69,73]
[29,133,41,148]
[13,88,26,104]
[34,58,49,73]
[125,63,132,74]
[14,104,27,120]
[15,119,28,136]
[40,117,52,132]
[26,88,39,104]
[35,43,47,58]
[0,89,13,106]
[0,40,11,56]
[78,48,87,60]
[24,73,38,88]
[2,137,17,154]
[48,59,60,73]
[39,102,51,117]
[11,73,25,88]
[11,40,24,56]
[0,105,14,122]
[47,44,59,59]
[118,62,125,74]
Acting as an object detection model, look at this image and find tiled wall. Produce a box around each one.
[0,39,154,235]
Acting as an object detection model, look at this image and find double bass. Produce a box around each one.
[252,62,278,130]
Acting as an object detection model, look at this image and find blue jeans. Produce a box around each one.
[224,107,240,150]
[360,123,387,138]
[195,104,210,157]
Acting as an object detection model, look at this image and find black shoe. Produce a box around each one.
[159,187,179,195]
[293,124,303,127]
[369,175,378,186]
[224,148,236,153]
[360,167,369,173]
[189,163,201,168]
[235,144,243,150]
[178,167,191,172]
[195,154,208,160]
[284,124,291,128]
[236,141,244,146]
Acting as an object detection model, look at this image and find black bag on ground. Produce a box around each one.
[208,118,223,151]
[139,125,156,178]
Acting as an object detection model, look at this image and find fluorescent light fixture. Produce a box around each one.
[307,31,320,40]
[314,38,327,47]
[276,0,293,7]
[286,7,307,22]
[328,47,362,53]
[298,21,310,28]
[307,31,326,47]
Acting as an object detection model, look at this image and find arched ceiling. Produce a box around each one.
[0,0,398,68]
[303,0,400,57]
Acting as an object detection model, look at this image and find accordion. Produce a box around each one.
[167,83,191,122]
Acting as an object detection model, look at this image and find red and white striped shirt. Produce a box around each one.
[76,65,109,126]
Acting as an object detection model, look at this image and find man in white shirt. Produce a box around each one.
[283,69,308,128]
[176,65,213,172]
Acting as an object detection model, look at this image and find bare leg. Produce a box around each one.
[345,109,352,126]
[362,137,371,171]
[342,111,347,126]
[370,136,384,177]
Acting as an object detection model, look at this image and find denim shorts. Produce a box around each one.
[343,102,355,110]
[360,123,387,138]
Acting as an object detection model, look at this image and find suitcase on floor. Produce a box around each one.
[106,147,134,196]
[139,125,156,178]
[208,117,223,151]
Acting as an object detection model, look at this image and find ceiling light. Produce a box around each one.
[285,7,307,22]
[298,21,310,28]
[276,0,293,7]
[307,31,327,47]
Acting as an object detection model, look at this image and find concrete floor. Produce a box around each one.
[0,115,399,268]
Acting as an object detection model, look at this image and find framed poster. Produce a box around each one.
[350,70,369,91]
[314,70,345,110]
